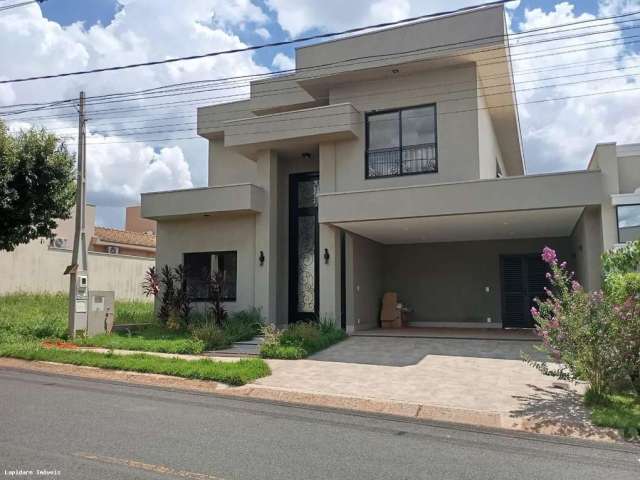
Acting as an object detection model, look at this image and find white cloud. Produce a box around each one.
[255,27,271,39]
[510,1,640,172]
[0,0,269,227]
[265,0,479,37]
[86,136,193,206]
[271,52,295,70]
[598,0,640,16]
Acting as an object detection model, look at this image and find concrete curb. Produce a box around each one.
[0,358,624,444]
[235,384,622,443]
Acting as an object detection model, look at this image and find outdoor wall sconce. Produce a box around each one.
[259,251,265,266]
[323,248,330,264]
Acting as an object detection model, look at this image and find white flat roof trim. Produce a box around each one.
[295,3,503,51]
[611,193,640,206]
[317,169,600,197]
[617,144,640,157]
[141,183,255,196]
[222,102,356,125]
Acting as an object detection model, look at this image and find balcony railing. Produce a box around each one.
[366,143,437,178]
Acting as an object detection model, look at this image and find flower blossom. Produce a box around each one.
[541,246,557,264]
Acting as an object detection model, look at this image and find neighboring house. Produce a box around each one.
[91,227,156,258]
[52,205,156,258]
[141,4,640,332]
[0,205,154,300]
[91,207,156,258]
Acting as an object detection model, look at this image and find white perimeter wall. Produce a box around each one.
[0,241,154,300]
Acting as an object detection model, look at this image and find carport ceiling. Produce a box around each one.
[334,207,584,245]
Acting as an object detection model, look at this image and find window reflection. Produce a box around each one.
[617,205,640,243]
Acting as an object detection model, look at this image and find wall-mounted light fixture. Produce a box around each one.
[323,248,330,264]
[302,152,311,160]
[259,251,265,266]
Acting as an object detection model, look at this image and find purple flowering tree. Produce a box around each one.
[528,247,622,394]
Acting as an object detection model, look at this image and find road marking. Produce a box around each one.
[75,452,224,479]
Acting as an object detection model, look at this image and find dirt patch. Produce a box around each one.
[41,340,80,350]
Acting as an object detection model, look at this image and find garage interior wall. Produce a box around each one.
[372,237,575,326]
[346,232,384,332]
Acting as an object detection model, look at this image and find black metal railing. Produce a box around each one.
[366,143,437,178]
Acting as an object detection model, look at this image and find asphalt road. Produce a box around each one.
[0,368,638,480]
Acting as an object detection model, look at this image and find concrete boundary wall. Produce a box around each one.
[0,241,154,300]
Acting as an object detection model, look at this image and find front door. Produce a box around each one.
[501,254,548,329]
[289,172,319,323]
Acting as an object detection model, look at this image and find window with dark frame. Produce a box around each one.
[616,204,640,243]
[183,251,237,301]
[366,104,437,178]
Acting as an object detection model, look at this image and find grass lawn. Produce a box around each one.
[75,326,205,354]
[0,293,154,341]
[0,342,270,386]
[585,391,640,439]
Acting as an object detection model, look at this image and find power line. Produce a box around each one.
[12,53,633,130]
[0,0,44,13]
[84,70,640,140]
[0,0,513,84]
[3,8,639,147]
[78,84,640,146]
[3,8,639,115]
[5,23,639,123]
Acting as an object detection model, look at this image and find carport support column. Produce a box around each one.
[319,142,341,325]
[319,223,341,325]
[255,149,278,325]
[593,143,620,251]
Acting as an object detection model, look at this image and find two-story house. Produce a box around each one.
[141,4,640,332]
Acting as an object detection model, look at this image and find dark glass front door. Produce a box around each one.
[289,172,319,323]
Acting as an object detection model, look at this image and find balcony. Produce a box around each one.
[141,183,265,220]
[367,143,437,178]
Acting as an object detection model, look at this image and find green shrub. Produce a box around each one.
[605,271,640,304]
[260,342,306,359]
[222,308,263,343]
[280,322,322,350]
[190,325,229,350]
[602,240,640,285]
[260,321,346,359]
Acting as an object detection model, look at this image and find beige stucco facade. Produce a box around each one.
[142,4,639,331]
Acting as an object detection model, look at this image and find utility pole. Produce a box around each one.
[66,91,89,337]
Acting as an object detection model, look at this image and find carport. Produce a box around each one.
[318,171,604,332]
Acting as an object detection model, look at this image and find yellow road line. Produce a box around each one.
[74,452,224,480]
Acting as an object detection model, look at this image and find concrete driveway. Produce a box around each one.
[253,335,599,437]
[309,334,546,366]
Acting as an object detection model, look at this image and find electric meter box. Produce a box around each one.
[87,291,115,336]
